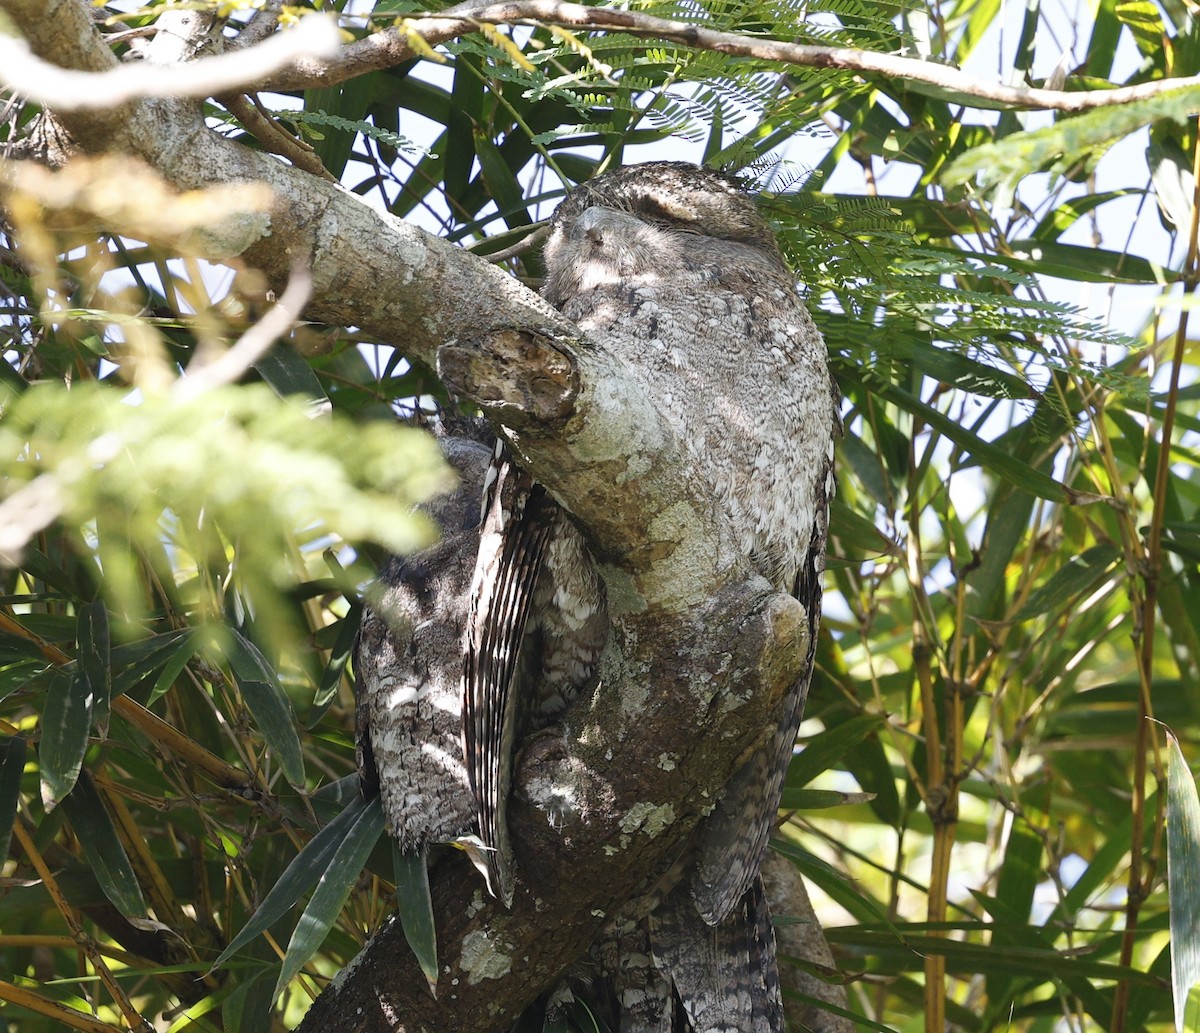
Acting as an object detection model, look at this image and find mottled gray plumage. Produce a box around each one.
[539,161,838,1031]
[358,161,837,1031]
[355,435,492,852]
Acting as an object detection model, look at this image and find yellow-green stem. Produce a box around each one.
[1111,120,1200,1033]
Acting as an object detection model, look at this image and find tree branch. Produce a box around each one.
[253,0,1200,113]
[0,4,814,1029]
[5,0,1199,119]
[0,9,339,109]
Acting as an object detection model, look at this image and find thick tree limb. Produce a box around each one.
[0,3,814,1030]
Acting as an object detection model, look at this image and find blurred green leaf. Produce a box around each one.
[1010,544,1121,621]
[943,86,1200,189]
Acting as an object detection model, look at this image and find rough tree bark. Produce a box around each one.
[0,4,816,1030]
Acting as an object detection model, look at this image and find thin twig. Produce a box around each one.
[173,264,311,400]
[220,93,337,182]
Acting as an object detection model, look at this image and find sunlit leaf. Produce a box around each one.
[1168,729,1200,1033]
[39,666,92,810]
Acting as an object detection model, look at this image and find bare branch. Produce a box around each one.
[173,265,313,401]
[219,93,337,181]
[254,0,1200,113]
[0,10,339,109]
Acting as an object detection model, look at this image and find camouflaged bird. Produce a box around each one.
[528,161,837,1033]
[356,162,837,1031]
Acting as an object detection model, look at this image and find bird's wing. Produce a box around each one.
[353,622,380,801]
[690,455,833,925]
[650,876,783,1033]
[463,447,556,907]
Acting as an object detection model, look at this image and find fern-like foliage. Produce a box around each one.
[278,109,436,158]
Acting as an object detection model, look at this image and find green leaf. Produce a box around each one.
[304,74,379,178]
[108,628,196,701]
[778,787,875,809]
[1031,189,1141,242]
[1010,543,1121,621]
[1001,239,1171,285]
[394,844,439,993]
[147,629,202,707]
[772,839,899,931]
[984,826,1044,1006]
[310,606,360,716]
[1086,0,1121,77]
[446,53,483,204]
[272,795,386,1000]
[942,86,1200,189]
[39,666,93,809]
[873,381,1094,504]
[59,770,149,921]
[827,927,1162,984]
[253,344,332,403]
[225,631,306,788]
[787,713,888,789]
[1185,982,1200,1033]
[76,599,110,736]
[0,734,26,866]
[1115,0,1167,61]
[211,792,371,971]
[1168,729,1200,1033]
[222,968,276,1033]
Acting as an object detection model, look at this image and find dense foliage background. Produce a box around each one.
[1,0,1199,1030]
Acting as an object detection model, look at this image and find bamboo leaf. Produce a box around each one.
[786,713,888,789]
[225,631,306,788]
[394,843,439,993]
[210,792,370,972]
[1010,543,1121,621]
[146,629,201,707]
[778,787,876,809]
[1185,982,1200,1033]
[310,606,360,715]
[59,770,149,921]
[772,839,899,932]
[222,968,276,1033]
[76,599,110,736]
[272,795,386,1000]
[1031,189,1141,241]
[874,381,1098,504]
[1168,729,1200,1033]
[0,734,25,866]
[39,666,92,810]
[254,343,332,403]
